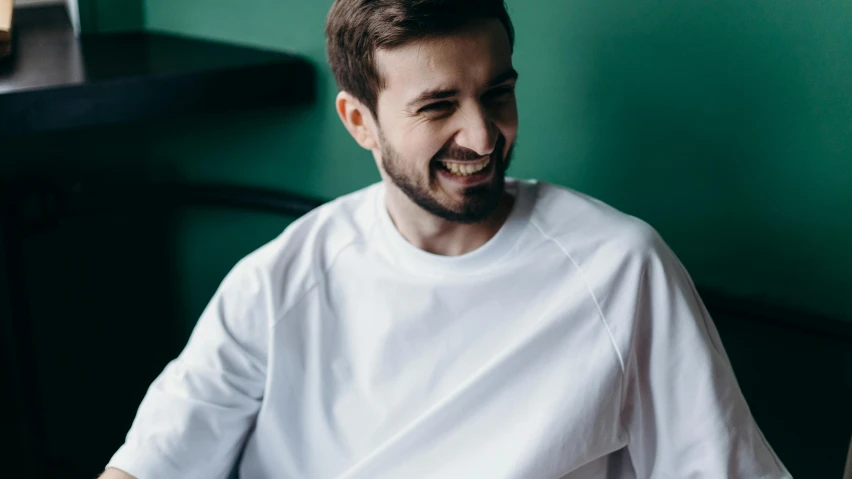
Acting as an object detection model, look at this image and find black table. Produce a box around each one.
[0,5,314,135]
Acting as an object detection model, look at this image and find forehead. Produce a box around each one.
[374,20,513,103]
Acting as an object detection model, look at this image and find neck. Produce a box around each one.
[384,184,515,257]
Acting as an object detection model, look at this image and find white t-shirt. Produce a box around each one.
[107,179,791,479]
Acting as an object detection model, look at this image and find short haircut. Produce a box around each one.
[325,0,515,118]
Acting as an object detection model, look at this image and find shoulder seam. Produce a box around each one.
[270,206,381,330]
[529,218,626,374]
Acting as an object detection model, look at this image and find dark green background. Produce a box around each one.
[76,0,852,320]
[3,0,850,477]
[145,0,852,321]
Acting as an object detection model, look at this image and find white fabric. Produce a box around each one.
[107,179,791,479]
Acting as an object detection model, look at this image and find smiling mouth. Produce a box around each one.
[436,157,491,177]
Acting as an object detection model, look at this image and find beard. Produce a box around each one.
[379,131,514,224]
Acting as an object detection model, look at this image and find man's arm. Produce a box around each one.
[103,258,270,478]
[609,225,791,477]
[99,468,136,479]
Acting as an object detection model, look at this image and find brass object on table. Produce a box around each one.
[0,0,12,58]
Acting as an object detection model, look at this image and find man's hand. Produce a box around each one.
[99,468,137,479]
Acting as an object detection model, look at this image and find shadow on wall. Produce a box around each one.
[510,0,852,320]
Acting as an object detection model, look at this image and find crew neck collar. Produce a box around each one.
[374,178,537,277]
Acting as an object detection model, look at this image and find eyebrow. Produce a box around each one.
[405,67,519,110]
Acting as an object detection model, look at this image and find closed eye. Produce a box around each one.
[484,86,516,102]
[419,101,455,113]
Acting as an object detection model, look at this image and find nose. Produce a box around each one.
[453,104,498,158]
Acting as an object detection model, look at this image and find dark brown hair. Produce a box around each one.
[325,0,515,118]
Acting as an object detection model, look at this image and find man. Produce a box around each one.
[102,1,791,478]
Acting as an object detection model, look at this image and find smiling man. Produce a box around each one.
[101,1,791,478]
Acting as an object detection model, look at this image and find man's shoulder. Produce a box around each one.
[528,180,663,263]
[252,181,380,260]
[528,181,687,331]
[228,182,382,295]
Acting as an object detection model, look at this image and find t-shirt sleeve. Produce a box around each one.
[619,229,792,478]
[106,258,270,479]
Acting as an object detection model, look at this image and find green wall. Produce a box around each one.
[79,0,145,33]
[141,0,852,321]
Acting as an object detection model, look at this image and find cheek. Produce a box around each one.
[498,118,518,149]
[397,125,452,165]
[493,103,519,140]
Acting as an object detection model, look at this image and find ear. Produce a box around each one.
[336,91,379,151]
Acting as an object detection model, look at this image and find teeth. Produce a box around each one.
[440,158,490,177]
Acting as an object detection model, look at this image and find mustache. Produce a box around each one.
[433,135,506,162]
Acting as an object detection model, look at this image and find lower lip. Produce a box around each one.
[435,159,495,186]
